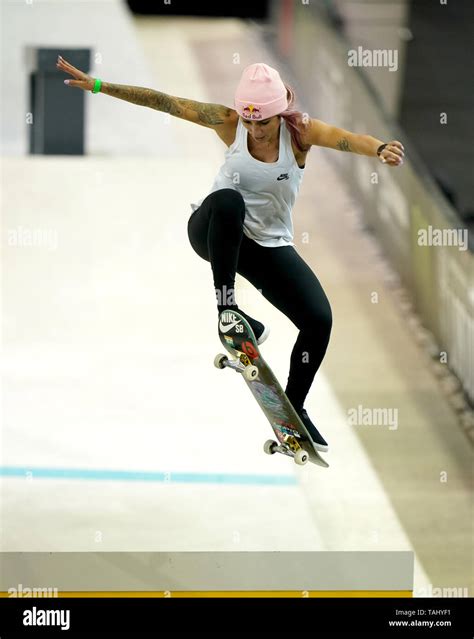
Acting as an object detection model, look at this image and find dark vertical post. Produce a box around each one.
[27,47,91,155]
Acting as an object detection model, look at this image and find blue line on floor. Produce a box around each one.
[0,466,297,486]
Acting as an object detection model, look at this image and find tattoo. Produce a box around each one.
[336,137,351,152]
[101,83,162,108]
[175,97,231,125]
[100,83,230,125]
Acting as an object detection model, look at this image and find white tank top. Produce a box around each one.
[190,117,305,247]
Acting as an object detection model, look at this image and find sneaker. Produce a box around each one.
[219,307,270,345]
[297,408,328,452]
[237,308,270,345]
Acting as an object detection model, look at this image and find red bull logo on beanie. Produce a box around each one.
[242,104,262,120]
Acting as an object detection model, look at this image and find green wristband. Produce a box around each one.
[92,78,102,94]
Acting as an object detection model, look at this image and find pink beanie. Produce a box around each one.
[234,63,288,120]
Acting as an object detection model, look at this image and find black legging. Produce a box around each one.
[187,188,332,409]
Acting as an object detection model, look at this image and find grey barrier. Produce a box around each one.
[0,552,414,592]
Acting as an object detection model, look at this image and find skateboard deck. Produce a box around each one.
[214,310,329,468]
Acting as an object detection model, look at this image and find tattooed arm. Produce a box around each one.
[302,118,384,156]
[100,83,236,130]
[55,56,237,136]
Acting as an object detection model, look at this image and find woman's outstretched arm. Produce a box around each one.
[100,83,232,127]
[302,117,404,166]
[56,55,235,131]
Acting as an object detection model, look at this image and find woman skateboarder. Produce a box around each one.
[57,57,404,452]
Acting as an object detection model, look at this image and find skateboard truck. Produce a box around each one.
[214,352,259,382]
[263,436,309,465]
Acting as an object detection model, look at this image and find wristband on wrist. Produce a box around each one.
[376,143,387,156]
[92,78,102,94]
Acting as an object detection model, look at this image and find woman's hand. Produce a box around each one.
[56,55,95,91]
[378,140,404,167]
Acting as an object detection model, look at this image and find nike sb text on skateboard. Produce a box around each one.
[214,310,329,468]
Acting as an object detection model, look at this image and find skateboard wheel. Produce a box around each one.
[294,449,309,465]
[263,439,278,455]
[243,365,259,381]
[214,353,228,369]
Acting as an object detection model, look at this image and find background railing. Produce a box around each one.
[267,0,473,405]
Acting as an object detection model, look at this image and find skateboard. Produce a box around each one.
[214,310,329,468]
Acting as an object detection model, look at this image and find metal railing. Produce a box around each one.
[267,0,473,406]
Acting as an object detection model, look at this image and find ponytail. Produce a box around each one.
[279,84,311,154]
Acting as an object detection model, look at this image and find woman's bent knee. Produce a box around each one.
[301,303,332,338]
[208,189,245,219]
